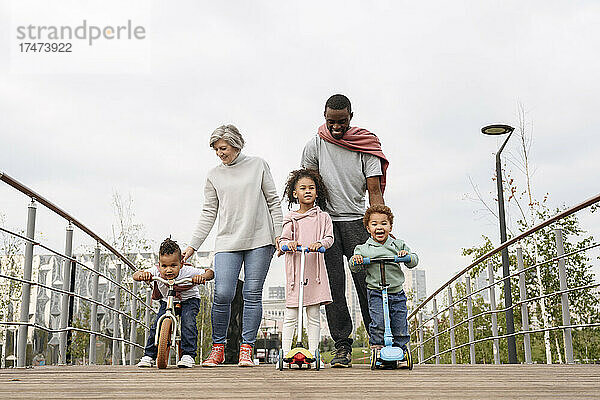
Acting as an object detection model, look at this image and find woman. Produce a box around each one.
[182,124,283,367]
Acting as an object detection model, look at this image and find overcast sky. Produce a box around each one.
[1,1,599,294]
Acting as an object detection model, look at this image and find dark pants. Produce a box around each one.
[324,219,371,350]
[144,297,200,359]
[367,289,409,349]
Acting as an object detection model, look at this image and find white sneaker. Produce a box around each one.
[137,356,154,368]
[177,354,195,368]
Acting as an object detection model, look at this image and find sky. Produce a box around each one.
[1,1,599,295]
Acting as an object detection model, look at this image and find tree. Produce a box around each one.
[0,213,24,342]
[353,322,368,348]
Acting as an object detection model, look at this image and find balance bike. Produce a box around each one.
[151,276,193,369]
[353,255,414,370]
[278,245,325,371]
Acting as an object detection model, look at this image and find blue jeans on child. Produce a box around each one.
[144,297,200,359]
[367,289,409,349]
[212,245,274,345]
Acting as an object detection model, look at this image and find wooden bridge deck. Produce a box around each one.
[1,364,599,399]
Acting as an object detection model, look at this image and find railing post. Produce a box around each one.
[112,263,122,365]
[517,247,532,364]
[17,199,36,368]
[465,275,475,364]
[89,244,100,365]
[144,288,151,348]
[487,260,500,364]
[447,286,456,364]
[554,228,574,364]
[418,311,424,364]
[59,222,74,365]
[432,297,439,364]
[129,281,138,365]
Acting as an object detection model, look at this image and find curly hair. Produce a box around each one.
[283,168,329,210]
[159,237,181,259]
[363,204,394,229]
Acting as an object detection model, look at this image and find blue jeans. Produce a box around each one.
[212,245,274,345]
[144,297,200,358]
[367,289,409,349]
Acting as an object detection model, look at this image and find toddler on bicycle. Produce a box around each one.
[349,205,418,352]
[278,169,334,366]
[134,237,213,368]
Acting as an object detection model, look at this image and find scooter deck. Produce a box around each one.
[283,347,315,363]
[380,346,404,361]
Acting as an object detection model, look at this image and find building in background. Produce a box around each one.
[405,267,427,313]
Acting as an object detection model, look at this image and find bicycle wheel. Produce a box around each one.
[156,318,172,369]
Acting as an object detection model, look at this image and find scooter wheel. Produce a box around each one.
[370,349,377,370]
[406,349,413,371]
[278,349,284,371]
[315,349,321,371]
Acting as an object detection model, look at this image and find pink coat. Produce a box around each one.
[280,206,334,307]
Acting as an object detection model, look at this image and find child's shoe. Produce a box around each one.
[202,343,225,367]
[238,343,254,367]
[137,355,154,368]
[177,354,195,368]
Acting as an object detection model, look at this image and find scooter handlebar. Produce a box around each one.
[359,255,411,265]
[281,245,326,253]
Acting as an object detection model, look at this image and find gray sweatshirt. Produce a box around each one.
[190,153,283,252]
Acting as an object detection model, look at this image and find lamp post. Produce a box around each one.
[482,123,518,364]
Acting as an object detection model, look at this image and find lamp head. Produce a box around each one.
[481,124,514,136]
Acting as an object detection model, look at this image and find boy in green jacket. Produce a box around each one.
[349,204,419,350]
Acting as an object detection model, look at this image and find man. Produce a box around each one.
[301,94,389,367]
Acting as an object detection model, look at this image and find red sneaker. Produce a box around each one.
[202,343,225,367]
[238,343,254,367]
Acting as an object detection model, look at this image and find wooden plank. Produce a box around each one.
[0,364,599,399]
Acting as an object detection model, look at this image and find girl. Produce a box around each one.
[278,168,334,363]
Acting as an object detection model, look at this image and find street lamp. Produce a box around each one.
[482,123,518,364]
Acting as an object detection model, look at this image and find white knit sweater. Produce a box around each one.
[190,153,283,252]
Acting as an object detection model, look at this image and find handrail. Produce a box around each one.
[0,172,136,272]
[408,192,600,320]
[0,226,154,311]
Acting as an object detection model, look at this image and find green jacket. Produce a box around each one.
[351,237,419,293]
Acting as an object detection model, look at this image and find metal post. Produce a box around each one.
[517,247,532,364]
[144,288,151,347]
[66,258,77,364]
[89,244,100,365]
[129,281,138,366]
[554,228,574,364]
[59,223,73,365]
[112,263,122,366]
[418,311,424,363]
[432,297,439,364]
[495,132,518,364]
[447,286,456,364]
[17,200,36,368]
[487,260,500,364]
[465,275,475,364]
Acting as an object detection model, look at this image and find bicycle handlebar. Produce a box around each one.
[356,255,411,265]
[151,276,194,286]
[281,245,326,253]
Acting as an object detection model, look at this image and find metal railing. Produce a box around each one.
[0,172,156,367]
[408,193,600,365]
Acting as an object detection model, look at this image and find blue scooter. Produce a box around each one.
[353,255,414,370]
[278,245,325,371]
